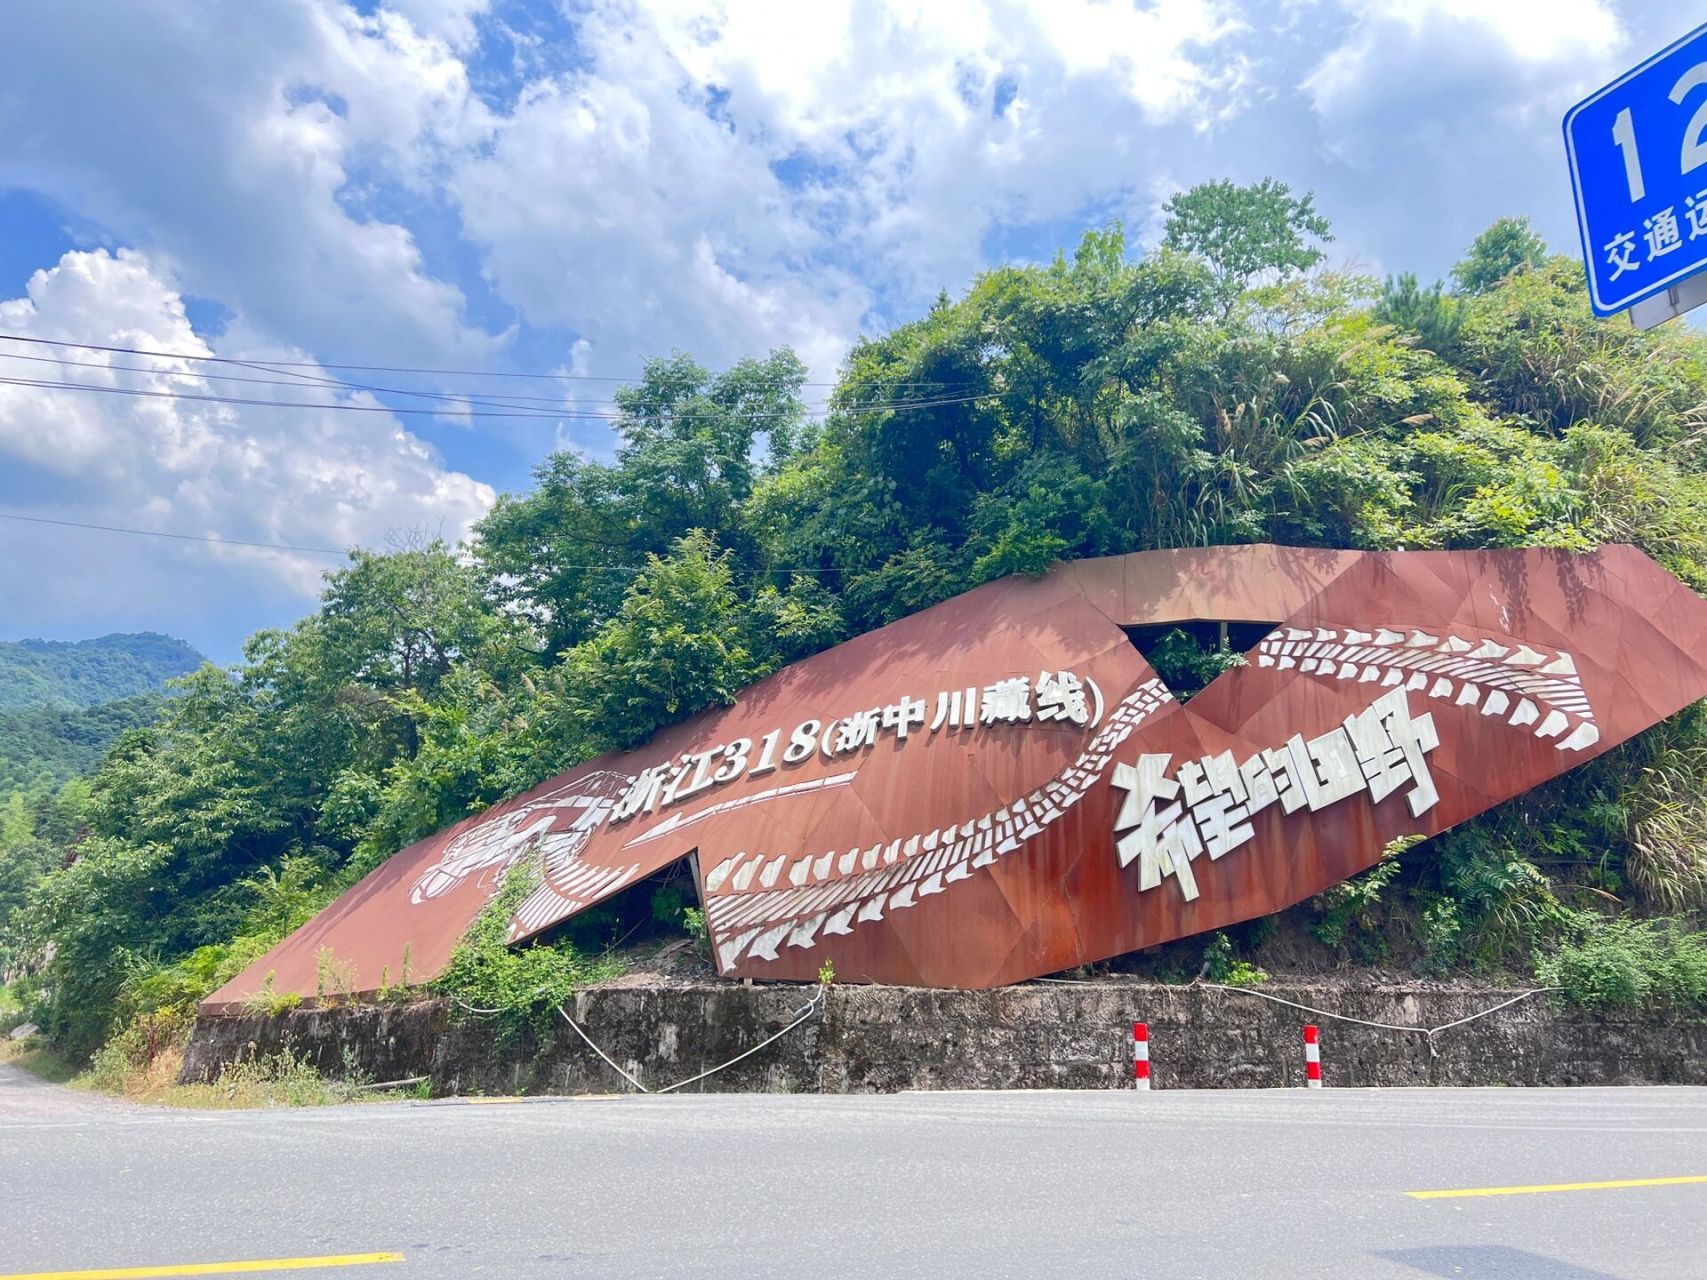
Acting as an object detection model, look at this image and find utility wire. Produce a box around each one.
[0,374,580,420]
[0,368,1002,423]
[0,511,348,556]
[0,345,961,416]
[0,349,589,415]
[0,509,856,574]
[0,331,975,392]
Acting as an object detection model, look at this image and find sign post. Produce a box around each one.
[1565,22,1707,329]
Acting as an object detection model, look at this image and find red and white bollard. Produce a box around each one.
[1133,1021,1151,1091]
[1303,1024,1323,1088]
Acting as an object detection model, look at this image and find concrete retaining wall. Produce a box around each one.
[180,981,1707,1094]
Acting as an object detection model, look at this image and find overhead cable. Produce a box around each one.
[0,331,975,392]
[0,368,1001,423]
[0,511,348,556]
[0,509,856,575]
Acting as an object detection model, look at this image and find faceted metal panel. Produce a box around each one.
[201,544,1707,1010]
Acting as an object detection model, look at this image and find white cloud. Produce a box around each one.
[379,0,493,49]
[0,248,493,634]
[0,1,495,366]
[1303,0,1626,169]
[447,0,1250,381]
[1286,0,1630,279]
[1323,0,1621,66]
[450,63,867,382]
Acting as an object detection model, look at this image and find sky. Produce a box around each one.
[0,0,1688,661]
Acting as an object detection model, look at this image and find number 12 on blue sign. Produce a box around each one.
[1565,22,1707,318]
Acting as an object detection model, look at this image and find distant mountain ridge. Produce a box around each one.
[0,632,206,711]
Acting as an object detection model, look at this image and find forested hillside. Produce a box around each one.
[7,181,1707,1064]
[0,633,202,710]
[0,698,165,794]
[0,633,204,985]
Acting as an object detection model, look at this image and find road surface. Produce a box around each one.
[3,1060,1705,1278]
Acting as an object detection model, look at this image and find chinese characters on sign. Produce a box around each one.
[1110,687,1439,902]
[1602,197,1707,281]
[1565,24,1707,316]
[608,670,1102,826]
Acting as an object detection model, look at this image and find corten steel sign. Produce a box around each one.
[203,544,1707,1010]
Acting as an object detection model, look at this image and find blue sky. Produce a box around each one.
[0,0,1686,661]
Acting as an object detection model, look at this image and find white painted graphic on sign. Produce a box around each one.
[607,669,1104,827]
[410,770,632,914]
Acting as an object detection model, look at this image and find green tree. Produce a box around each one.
[1161,178,1333,302]
[1375,272,1464,353]
[525,530,761,761]
[1451,216,1549,295]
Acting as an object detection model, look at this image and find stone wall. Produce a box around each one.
[180,981,1707,1094]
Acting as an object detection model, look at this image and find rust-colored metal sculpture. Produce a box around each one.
[202,544,1707,1010]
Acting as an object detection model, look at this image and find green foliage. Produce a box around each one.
[1624,726,1707,912]
[195,1047,366,1107]
[0,632,203,711]
[1162,178,1333,300]
[1312,837,1420,955]
[526,530,762,761]
[1452,217,1549,296]
[0,696,164,793]
[1201,931,1233,980]
[682,906,708,947]
[1375,273,1464,354]
[83,1008,192,1094]
[432,852,618,1046]
[242,974,304,1017]
[0,644,194,966]
[1224,960,1268,987]
[1145,628,1247,700]
[1536,916,1707,1012]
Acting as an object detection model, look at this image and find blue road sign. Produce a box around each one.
[1565,22,1707,318]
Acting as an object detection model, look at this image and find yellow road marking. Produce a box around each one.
[462,1096,524,1105]
[1407,1174,1707,1200]
[0,1251,404,1279]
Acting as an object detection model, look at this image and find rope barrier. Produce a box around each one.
[556,984,828,1096]
[655,986,826,1095]
[463,979,1553,1094]
[1033,975,1561,1043]
[1194,982,1562,1045]
[556,1005,653,1093]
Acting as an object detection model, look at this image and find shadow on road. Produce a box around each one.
[1377,1245,1625,1279]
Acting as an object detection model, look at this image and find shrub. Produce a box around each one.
[1536,916,1707,1012]
[84,1008,191,1095]
[1312,836,1419,956]
[433,851,620,1046]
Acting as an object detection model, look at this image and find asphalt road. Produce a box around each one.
[4,1062,1706,1279]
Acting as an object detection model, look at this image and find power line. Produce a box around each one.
[0,342,911,415]
[0,372,1001,422]
[0,509,855,575]
[0,511,348,556]
[0,331,975,392]
[0,349,589,415]
[0,374,576,420]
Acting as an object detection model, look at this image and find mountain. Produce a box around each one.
[0,696,166,794]
[0,633,205,712]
